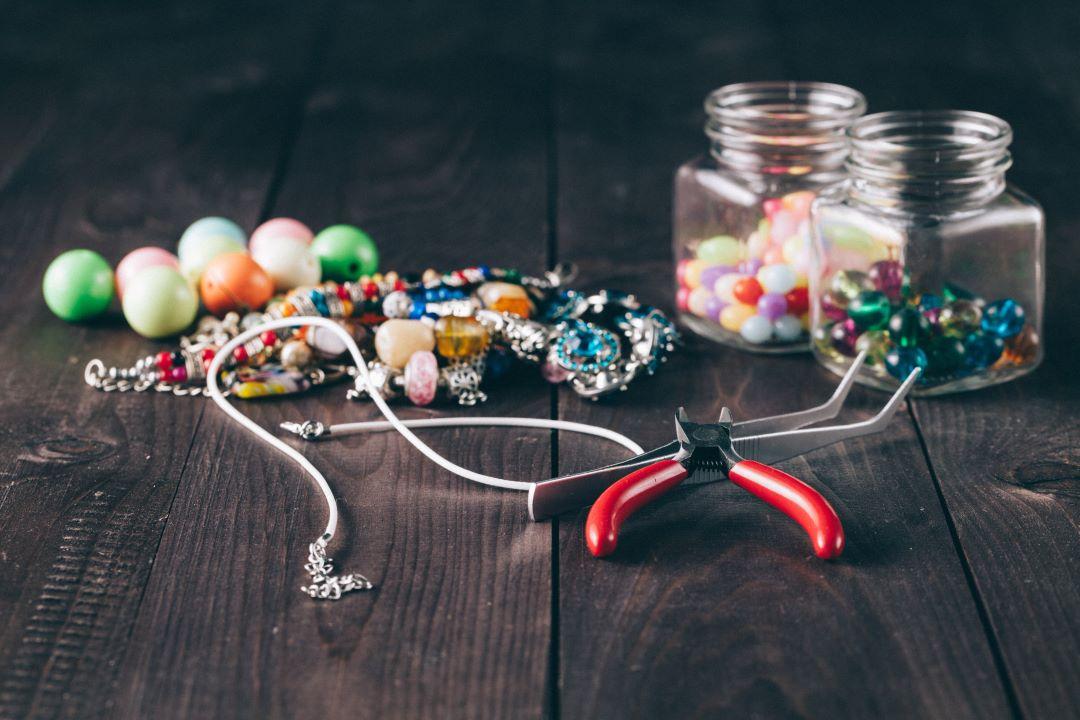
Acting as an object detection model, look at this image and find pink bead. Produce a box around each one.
[165,365,188,383]
[404,350,439,406]
[762,198,783,217]
[115,247,179,299]
[249,217,314,255]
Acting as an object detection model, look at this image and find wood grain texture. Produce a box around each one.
[0,2,326,718]
[551,1,1015,717]
[112,3,557,718]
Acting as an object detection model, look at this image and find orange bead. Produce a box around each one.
[199,253,275,316]
[280,302,296,317]
[489,297,532,317]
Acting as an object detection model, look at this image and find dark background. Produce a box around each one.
[0,1,1077,719]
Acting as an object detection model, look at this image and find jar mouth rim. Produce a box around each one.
[705,81,867,134]
[849,110,1012,162]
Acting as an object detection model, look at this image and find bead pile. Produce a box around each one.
[676,190,813,347]
[814,261,1039,386]
[57,216,678,404]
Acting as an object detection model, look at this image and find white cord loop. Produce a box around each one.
[205,316,642,601]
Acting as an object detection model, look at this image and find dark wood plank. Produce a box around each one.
[552,1,1015,717]
[0,2,327,718]
[113,3,557,718]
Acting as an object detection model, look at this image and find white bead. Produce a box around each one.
[739,314,773,344]
[756,263,797,295]
[712,272,745,304]
[773,314,803,341]
[251,235,321,291]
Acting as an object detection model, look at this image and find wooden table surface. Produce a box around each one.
[1,1,1078,718]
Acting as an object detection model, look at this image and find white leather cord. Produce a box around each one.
[205,316,644,543]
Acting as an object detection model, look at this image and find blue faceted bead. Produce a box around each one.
[884,346,928,381]
[566,328,603,357]
[408,300,427,319]
[963,332,1005,369]
[918,293,943,311]
[477,264,492,280]
[981,298,1025,338]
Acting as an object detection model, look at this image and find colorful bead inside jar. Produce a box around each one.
[810,111,1044,395]
[673,81,867,352]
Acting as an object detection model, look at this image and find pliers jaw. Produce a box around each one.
[674,407,742,483]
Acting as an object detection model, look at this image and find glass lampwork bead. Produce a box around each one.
[963,333,1005,370]
[847,290,891,330]
[374,319,436,369]
[938,300,983,338]
[886,307,930,348]
[868,260,905,302]
[829,318,859,356]
[435,316,489,359]
[828,269,872,304]
[854,329,891,365]
[477,281,532,317]
[923,336,967,379]
[998,324,1039,366]
[884,346,928,380]
[980,298,1025,338]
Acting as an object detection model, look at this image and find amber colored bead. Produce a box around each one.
[280,303,296,317]
[477,281,532,318]
[435,316,490,359]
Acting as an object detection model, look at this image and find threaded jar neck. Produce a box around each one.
[847,110,1013,212]
[705,81,866,180]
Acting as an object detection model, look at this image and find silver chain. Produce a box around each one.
[301,535,375,600]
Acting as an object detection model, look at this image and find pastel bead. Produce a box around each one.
[404,351,439,406]
[311,224,379,281]
[306,324,349,358]
[676,286,691,312]
[781,191,815,218]
[739,314,773,344]
[713,273,744,304]
[680,259,707,289]
[250,235,322,291]
[756,263,797,295]
[939,300,983,338]
[42,249,114,321]
[179,233,246,285]
[757,293,787,321]
[249,217,314,255]
[687,286,712,317]
[699,264,736,291]
[981,298,1025,338]
[477,281,533,317]
[704,294,727,321]
[762,247,785,265]
[719,303,755,332]
[696,235,743,265]
[773,314,803,342]
[847,290,891,330]
[199,253,275,316]
[178,217,246,260]
[769,211,797,245]
[115,247,179,299]
[279,339,314,368]
[435,315,489,359]
[375,319,436,369]
[122,266,198,338]
[747,230,769,259]
[781,234,806,265]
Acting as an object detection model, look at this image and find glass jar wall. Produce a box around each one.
[810,111,1044,395]
[673,81,866,352]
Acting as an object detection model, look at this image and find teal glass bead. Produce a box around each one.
[42,249,114,321]
[886,307,929,348]
[854,329,891,365]
[980,298,1025,338]
[847,290,891,330]
[122,266,199,338]
[918,293,943,312]
[828,269,872,304]
[923,336,967,379]
[885,346,928,381]
[311,224,378,281]
[963,332,1005,370]
[938,300,982,338]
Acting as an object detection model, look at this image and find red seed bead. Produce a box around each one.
[785,287,809,316]
[362,281,378,298]
[201,348,216,369]
[335,285,350,301]
[233,345,249,363]
[393,279,405,291]
[155,351,174,371]
[260,330,278,346]
[165,366,188,383]
[732,277,764,305]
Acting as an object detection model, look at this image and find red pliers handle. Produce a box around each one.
[585,458,845,559]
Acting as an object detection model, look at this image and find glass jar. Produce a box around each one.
[673,81,867,352]
[810,110,1044,395]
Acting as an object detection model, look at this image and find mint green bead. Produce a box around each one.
[122,266,198,338]
[43,249,114,321]
[178,217,246,259]
[311,224,378,281]
[695,235,743,265]
[179,233,245,285]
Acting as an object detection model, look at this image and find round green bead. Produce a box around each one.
[179,233,245,285]
[924,335,967,379]
[42,249,114,321]
[847,290,891,330]
[854,329,891,365]
[828,269,872,304]
[886,307,930,348]
[122,266,198,338]
[696,235,742,265]
[938,300,982,339]
[311,224,378,281]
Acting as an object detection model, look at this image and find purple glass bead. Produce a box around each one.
[739,258,763,276]
[821,291,848,321]
[704,294,728,321]
[922,306,942,327]
[757,292,788,321]
[699,264,737,292]
[829,318,859,356]
[868,260,905,301]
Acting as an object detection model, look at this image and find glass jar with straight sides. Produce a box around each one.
[810,110,1044,394]
[673,81,866,352]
